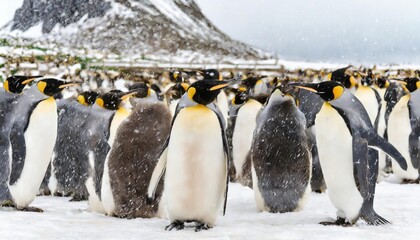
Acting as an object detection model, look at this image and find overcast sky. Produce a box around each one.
[196,0,420,64]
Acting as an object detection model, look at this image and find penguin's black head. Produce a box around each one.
[231,87,248,105]
[291,81,345,102]
[197,69,222,80]
[77,91,99,106]
[268,86,296,103]
[241,76,265,88]
[37,78,80,96]
[129,83,152,98]
[376,77,389,89]
[327,66,356,89]
[169,70,183,83]
[361,71,375,86]
[151,84,162,95]
[96,90,139,110]
[187,80,231,105]
[403,77,420,92]
[3,75,42,94]
[169,82,189,100]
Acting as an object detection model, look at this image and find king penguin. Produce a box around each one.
[105,84,172,218]
[147,79,231,231]
[1,76,40,206]
[250,86,311,213]
[293,81,407,225]
[84,91,118,214]
[388,77,420,183]
[92,91,134,215]
[49,91,98,201]
[327,66,357,92]
[8,78,78,211]
[295,81,325,193]
[231,77,269,186]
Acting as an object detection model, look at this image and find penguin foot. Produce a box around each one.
[401,179,420,184]
[320,218,352,227]
[37,189,51,196]
[1,199,15,208]
[69,194,88,202]
[18,206,44,213]
[195,222,211,232]
[53,192,64,197]
[165,221,184,231]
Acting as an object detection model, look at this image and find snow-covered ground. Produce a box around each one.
[1,180,419,240]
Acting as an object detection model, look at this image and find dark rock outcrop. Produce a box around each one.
[6,0,262,59]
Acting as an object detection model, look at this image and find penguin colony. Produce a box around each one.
[0,67,418,231]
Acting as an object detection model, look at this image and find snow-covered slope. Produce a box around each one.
[1,181,420,239]
[1,0,262,59]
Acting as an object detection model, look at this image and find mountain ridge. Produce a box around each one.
[2,0,265,59]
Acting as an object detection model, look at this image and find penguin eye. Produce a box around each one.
[209,72,214,77]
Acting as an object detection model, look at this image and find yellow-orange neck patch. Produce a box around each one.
[333,86,344,99]
[38,81,47,94]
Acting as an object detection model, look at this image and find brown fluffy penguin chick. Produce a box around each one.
[107,102,171,219]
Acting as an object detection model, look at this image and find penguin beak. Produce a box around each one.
[210,83,230,91]
[120,92,138,100]
[21,77,39,85]
[394,80,409,92]
[288,82,319,93]
[294,85,318,93]
[59,82,81,89]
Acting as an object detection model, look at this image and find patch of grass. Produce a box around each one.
[27,45,48,52]
[74,56,95,70]
[0,38,11,47]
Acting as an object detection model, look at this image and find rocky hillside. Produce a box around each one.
[3,0,262,59]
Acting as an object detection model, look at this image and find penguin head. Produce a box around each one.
[169,70,184,83]
[291,81,345,102]
[197,69,222,80]
[241,76,264,88]
[403,77,420,93]
[77,91,99,106]
[129,83,152,99]
[151,84,162,95]
[269,86,296,103]
[361,70,375,86]
[168,82,190,100]
[37,78,80,96]
[95,90,137,110]
[3,75,42,94]
[187,80,231,105]
[327,66,357,89]
[231,87,248,105]
[376,77,390,89]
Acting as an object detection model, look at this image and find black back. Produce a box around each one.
[0,90,18,201]
[9,86,47,185]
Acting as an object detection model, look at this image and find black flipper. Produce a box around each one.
[372,88,382,132]
[9,125,26,185]
[409,132,420,170]
[353,136,390,225]
[208,102,230,216]
[367,133,407,171]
